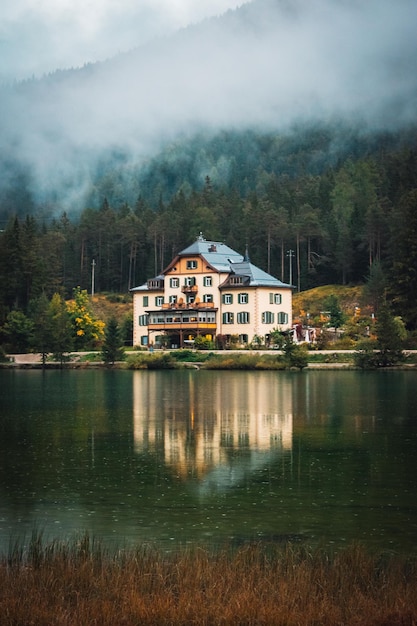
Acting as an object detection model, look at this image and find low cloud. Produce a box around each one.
[0,0,246,82]
[1,0,416,210]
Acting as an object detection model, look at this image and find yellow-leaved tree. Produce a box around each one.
[66,287,105,350]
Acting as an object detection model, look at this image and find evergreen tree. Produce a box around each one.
[363,261,386,315]
[329,165,355,284]
[325,295,346,332]
[49,293,73,365]
[282,335,308,370]
[29,293,54,366]
[101,317,125,366]
[375,303,405,365]
[1,310,33,353]
[390,189,417,328]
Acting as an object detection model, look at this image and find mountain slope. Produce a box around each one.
[0,0,416,213]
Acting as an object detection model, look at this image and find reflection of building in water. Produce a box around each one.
[133,371,293,478]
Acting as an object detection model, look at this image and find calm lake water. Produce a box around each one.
[1,368,416,555]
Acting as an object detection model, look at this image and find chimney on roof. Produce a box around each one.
[243,243,250,263]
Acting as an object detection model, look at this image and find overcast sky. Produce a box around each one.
[0,0,247,82]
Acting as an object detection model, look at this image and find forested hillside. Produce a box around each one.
[1,0,417,338]
[1,123,417,330]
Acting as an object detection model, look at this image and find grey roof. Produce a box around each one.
[131,236,292,290]
[130,282,149,292]
[180,236,243,272]
[229,261,290,287]
[131,274,164,292]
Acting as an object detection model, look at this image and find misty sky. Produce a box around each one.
[1,0,417,211]
[0,0,246,82]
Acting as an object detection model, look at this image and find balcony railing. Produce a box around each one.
[161,300,214,310]
[181,284,198,294]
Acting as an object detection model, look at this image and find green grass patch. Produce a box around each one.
[170,349,212,363]
[126,352,178,369]
[306,352,355,364]
[76,352,103,362]
[203,353,286,370]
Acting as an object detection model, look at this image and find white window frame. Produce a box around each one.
[270,293,282,305]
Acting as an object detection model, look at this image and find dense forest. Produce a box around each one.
[1,122,417,337]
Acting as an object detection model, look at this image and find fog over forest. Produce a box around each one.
[1,0,416,213]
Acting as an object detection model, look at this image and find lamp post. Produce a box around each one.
[286,249,294,286]
[91,259,96,297]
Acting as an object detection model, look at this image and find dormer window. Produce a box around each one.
[230,276,243,285]
[148,278,164,289]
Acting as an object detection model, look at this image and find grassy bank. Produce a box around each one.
[1,535,416,625]
[3,348,417,370]
[125,351,298,370]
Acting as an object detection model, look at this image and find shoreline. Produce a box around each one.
[2,352,416,371]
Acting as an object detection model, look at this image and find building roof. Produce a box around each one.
[228,260,290,288]
[131,235,292,291]
[131,275,164,292]
[179,235,243,273]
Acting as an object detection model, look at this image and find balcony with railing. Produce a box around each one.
[181,284,198,295]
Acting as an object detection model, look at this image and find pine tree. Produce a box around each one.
[29,293,53,366]
[282,335,308,370]
[49,293,73,365]
[101,317,125,366]
[375,304,405,365]
[325,295,346,332]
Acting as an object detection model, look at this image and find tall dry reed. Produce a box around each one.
[1,534,416,625]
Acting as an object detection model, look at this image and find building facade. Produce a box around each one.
[131,234,293,348]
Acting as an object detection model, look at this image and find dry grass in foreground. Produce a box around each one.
[1,535,416,625]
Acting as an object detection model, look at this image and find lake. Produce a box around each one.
[1,368,416,555]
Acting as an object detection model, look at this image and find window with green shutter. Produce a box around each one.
[262,311,274,324]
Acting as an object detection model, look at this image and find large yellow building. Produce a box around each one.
[131,234,293,348]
